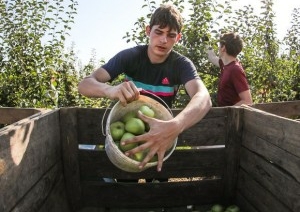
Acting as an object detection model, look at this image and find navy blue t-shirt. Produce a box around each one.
[102,45,199,107]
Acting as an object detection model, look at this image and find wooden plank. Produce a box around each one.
[80,179,223,208]
[0,109,61,212]
[60,107,82,211]
[243,106,300,158]
[78,146,226,180]
[240,144,300,211]
[177,116,227,146]
[0,107,46,125]
[243,129,300,183]
[251,100,300,118]
[76,107,228,146]
[77,108,107,145]
[235,191,259,212]
[10,162,70,212]
[237,170,291,212]
[222,107,243,204]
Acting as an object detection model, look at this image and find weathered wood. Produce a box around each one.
[0,107,46,125]
[222,107,244,204]
[60,107,82,211]
[251,100,300,119]
[76,107,228,146]
[80,179,223,208]
[239,147,300,211]
[3,104,300,212]
[243,130,300,184]
[243,106,300,158]
[235,191,259,212]
[37,164,71,212]
[0,109,61,212]
[10,162,70,212]
[237,170,291,212]
[78,146,226,180]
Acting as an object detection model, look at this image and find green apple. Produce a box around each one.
[149,154,158,163]
[225,205,239,212]
[131,151,146,162]
[120,132,138,152]
[125,117,145,135]
[122,111,137,123]
[211,204,224,212]
[139,105,155,118]
[110,121,125,141]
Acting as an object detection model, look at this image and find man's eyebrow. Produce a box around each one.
[155,28,178,35]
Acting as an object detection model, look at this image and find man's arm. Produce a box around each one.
[207,48,220,67]
[234,90,253,106]
[122,79,212,171]
[78,67,140,106]
[172,79,212,132]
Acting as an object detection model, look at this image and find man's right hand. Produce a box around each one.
[106,81,140,106]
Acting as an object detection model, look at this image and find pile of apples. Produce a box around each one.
[209,204,240,212]
[109,105,158,162]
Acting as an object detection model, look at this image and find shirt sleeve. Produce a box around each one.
[232,66,250,93]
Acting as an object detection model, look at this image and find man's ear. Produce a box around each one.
[145,26,151,36]
[176,33,182,42]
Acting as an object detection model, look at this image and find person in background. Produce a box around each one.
[206,32,252,106]
[78,3,212,174]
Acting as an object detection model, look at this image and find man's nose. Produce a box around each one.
[160,35,167,43]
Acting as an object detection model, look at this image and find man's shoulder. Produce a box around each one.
[170,50,192,64]
[122,45,147,54]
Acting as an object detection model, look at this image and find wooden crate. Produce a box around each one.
[1,103,299,212]
[0,108,70,212]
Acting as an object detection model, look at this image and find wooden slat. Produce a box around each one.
[0,109,61,212]
[0,107,46,125]
[243,106,300,158]
[80,179,223,208]
[235,191,259,212]
[177,116,227,146]
[76,107,228,146]
[239,147,300,211]
[60,107,82,211]
[243,130,300,184]
[10,162,70,212]
[222,107,244,204]
[237,170,291,212]
[77,108,107,145]
[78,146,226,180]
[251,100,300,118]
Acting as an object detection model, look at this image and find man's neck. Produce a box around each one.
[221,55,236,65]
[147,47,170,64]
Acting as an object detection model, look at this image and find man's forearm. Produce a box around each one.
[173,91,212,133]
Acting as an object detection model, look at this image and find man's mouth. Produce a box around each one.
[157,45,166,51]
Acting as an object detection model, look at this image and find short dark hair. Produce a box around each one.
[220,32,243,57]
[149,3,183,33]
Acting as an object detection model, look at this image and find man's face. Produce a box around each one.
[146,25,181,58]
[218,43,226,58]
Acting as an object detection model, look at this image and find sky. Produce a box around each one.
[66,0,300,66]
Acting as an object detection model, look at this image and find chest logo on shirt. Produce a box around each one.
[161,77,170,85]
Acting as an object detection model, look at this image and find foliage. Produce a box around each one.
[122,0,300,107]
[0,0,78,108]
[0,0,299,109]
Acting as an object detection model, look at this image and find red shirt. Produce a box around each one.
[217,60,250,106]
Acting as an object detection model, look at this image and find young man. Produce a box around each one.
[78,3,212,172]
[207,32,252,106]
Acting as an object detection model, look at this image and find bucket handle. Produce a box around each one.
[101,88,173,137]
[101,100,116,137]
